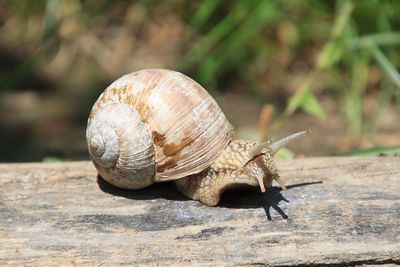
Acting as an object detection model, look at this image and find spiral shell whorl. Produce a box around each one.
[88,121,119,165]
[87,103,155,189]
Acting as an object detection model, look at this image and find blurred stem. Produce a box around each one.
[365,79,393,133]
[373,47,400,90]
[258,105,274,142]
[181,4,246,68]
[190,0,223,28]
[268,72,317,136]
[332,1,354,38]
[348,32,400,49]
[347,52,369,138]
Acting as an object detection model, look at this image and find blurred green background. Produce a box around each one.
[0,0,399,162]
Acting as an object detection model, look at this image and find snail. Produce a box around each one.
[86,69,310,206]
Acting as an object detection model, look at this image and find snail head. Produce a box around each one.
[239,130,312,193]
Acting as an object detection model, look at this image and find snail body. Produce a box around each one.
[86,69,309,206]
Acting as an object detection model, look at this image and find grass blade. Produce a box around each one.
[349,32,400,49]
[181,4,246,68]
[190,0,224,28]
[373,47,400,90]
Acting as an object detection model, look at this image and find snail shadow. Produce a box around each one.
[97,175,187,202]
[219,181,323,220]
[98,175,322,220]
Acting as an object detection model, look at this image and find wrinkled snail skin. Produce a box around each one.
[175,140,262,206]
[175,136,296,207]
[86,69,310,206]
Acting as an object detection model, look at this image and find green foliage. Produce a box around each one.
[336,146,400,156]
[42,156,66,163]
[182,1,279,86]
[288,87,326,121]
[2,0,400,159]
[275,147,295,159]
[181,0,400,143]
[317,39,344,69]
[315,0,400,138]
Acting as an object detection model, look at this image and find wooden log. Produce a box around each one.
[0,157,399,266]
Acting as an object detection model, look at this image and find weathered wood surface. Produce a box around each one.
[0,157,399,266]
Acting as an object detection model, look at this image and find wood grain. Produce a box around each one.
[0,157,399,266]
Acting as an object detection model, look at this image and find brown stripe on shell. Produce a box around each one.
[155,137,194,173]
[156,156,178,173]
[162,137,194,157]
[152,131,166,147]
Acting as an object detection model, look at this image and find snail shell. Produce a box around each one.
[86,69,234,189]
